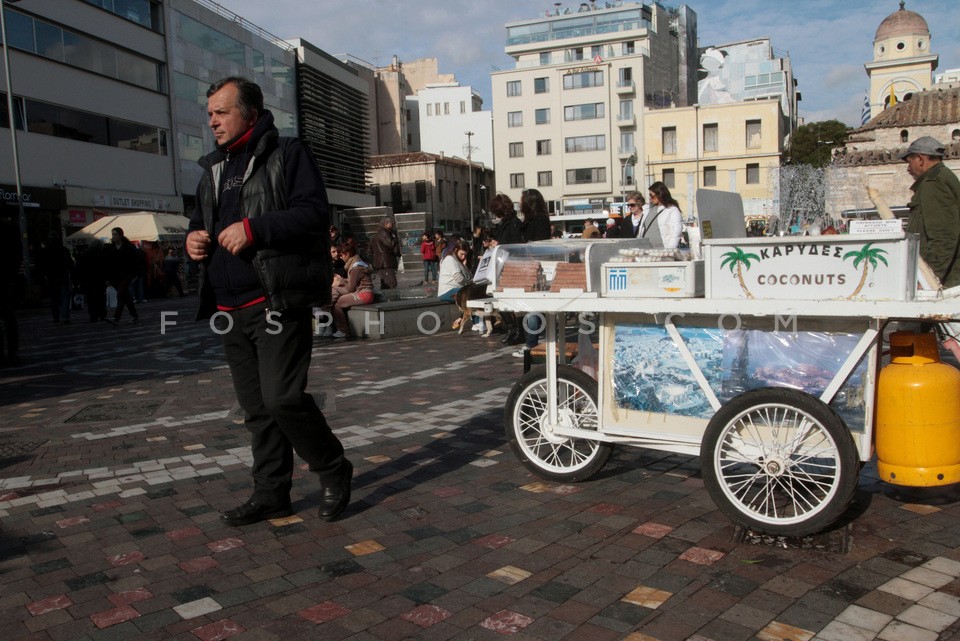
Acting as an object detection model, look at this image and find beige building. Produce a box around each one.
[367,56,456,155]
[827,2,959,218]
[368,153,495,233]
[491,2,697,216]
[865,1,939,119]
[644,99,786,218]
[828,87,960,216]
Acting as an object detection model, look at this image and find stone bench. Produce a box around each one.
[344,297,460,340]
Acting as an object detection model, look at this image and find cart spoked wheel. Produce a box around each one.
[505,365,612,482]
[701,388,859,537]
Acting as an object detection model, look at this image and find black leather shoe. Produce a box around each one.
[220,498,292,526]
[319,460,353,521]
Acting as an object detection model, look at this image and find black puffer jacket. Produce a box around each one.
[189,111,332,318]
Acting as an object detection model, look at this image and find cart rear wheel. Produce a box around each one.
[701,388,859,537]
[505,365,612,482]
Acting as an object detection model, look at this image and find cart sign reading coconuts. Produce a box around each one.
[703,233,919,301]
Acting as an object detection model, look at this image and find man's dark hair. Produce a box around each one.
[111,227,124,237]
[207,76,264,120]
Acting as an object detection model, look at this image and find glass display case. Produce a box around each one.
[487,238,653,295]
[487,238,706,298]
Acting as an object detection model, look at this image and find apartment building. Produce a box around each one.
[1,0,176,242]
[644,98,785,219]
[0,0,373,245]
[643,36,797,218]
[491,1,697,217]
[416,82,493,170]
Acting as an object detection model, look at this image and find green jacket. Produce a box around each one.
[906,161,960,288]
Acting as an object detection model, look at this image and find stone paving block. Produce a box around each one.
[896,603,958,632]
[877,619,939,641]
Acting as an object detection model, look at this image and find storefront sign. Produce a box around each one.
[68,210,87,224]
[0,185,67,210]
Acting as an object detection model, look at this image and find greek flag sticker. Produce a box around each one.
[609,268,628,291]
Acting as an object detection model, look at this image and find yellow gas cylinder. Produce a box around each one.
[876,332,960,486]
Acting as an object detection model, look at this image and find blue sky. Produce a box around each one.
[219,0,960,127]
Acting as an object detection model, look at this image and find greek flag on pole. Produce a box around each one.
[860,93,871,126]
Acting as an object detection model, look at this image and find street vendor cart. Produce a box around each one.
[480,231,960,537]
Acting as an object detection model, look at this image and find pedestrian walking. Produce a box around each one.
[185,76,352,526]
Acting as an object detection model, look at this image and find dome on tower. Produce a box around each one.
[875,1,929,40]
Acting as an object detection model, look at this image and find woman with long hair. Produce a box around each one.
[328,238,374,339]
[645,181,684,249]
[520,188,551,242]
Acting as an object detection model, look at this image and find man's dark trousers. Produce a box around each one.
[221,305,346,505]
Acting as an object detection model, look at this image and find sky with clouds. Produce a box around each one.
[217,0,960,127]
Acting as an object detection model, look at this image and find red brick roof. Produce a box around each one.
[860,87,960,131]
[367,152,470,168]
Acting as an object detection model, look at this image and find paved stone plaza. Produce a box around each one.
[1,296,960,641]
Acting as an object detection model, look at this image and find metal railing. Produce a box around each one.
[191,0,294,52]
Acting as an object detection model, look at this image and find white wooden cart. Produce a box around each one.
[480,234,959,536]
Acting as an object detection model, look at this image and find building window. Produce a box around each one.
[435,102,440,114]
[369,184,381,206]
[703,166,717,187]
[443,102,449,115]
[703,123,718,152]
[540,52,550,65]
[438,180,444,202]
[453,181,459,204]
[563,71,604,89]
[662,127,677,155]
[460,101,466,114]
[535,108,550,125]
[619,132,634,153]
[591,45,602,59]
[509,142,524,158]
[82,0,162,32]
[573,47,584,61]
[270,59,294,87]
[3,92,168,155]
[538,171,553,187]
[564,103,604,121]
[415,180,426,203]
[507,111,522,127]
[746,163,760,184]
[900,129,909,143]
[510,173,525,189]
[619,67,633,84]
[407,133,412,146]
[536,139,552,156]
[746,119,761,149]
[177,132,203,162]
[565,135,605,153]
[566,167,606,185]
[390,183,402,208]
[953,129,960,141]
[534,77,549,94]
[663,169,675,189]
[7,7,165,92]
[619,100,633,119]
[426,103,433,117]
[506,80,522,97]
[622,41,635,55]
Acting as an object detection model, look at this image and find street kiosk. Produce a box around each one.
[479,200,960,537]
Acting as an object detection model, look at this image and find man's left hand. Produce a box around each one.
[218,222,252,256]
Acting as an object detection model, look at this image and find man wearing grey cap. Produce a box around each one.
[901,136,960,288]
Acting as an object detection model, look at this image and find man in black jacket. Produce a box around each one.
[186,77,351,526]
[105,228,140,326]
